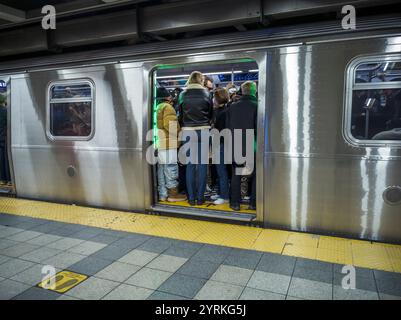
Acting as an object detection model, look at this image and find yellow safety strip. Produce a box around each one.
[0,197,400,273]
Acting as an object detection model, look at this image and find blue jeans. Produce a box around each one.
[157,163,178,199]
[215,143,229,200]
[184,129,209,201]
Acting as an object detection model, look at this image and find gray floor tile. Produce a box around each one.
[48,227,78,237]
[191,245,232,264]
[11,264,51,286]
[14,221,45,230]
[195,280,243,300]
[67,277,119,300]
[91,245,133,261]
[333,272,376,292]
[125,267,172,290]
[379,293,401,300]
[0,227,25,238]
[95,261,141,282]
[211,265,253,286]
[147,254,187,273]
[89,234,120,245]
[247,271,291,295]
[0,258,35,278]
[223,248,262,269]
[42,252,87,269]
[6,230,43,242]
[0,239,19,250]
[158,274,206,299]
[118,249,158,266]
[374,269,401,282]
[29,223,62,234]
[27,234,63,246]
[148,290,188,300]
[19,247,62,263]
[296,258,333,273]
[67,241,106,255]
[177,258,221,280]
[68,256,113,276]
[286,295,305,300]
[0,254,10,265]
[57,294,80,300]
[46,237,84,250]
[256,253,296,276]
[164,246,200,259]
[112,235,151,250]
[288,277,333,300]
[0,242,40,258]
[102,283,154,300]
[376,278,401,296]
[333,285,379,300]
[293,266,333,284]
[13,287,61,300]
[0,279,30,300]
[240,287,285,300]
[69,228,105,241]
[138,237,174,254]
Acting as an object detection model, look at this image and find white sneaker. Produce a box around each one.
[213,198,228,205]
[210,194,220,200]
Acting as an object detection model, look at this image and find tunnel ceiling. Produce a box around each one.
[0,0,400,61]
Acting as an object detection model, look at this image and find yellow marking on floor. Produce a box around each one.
[159,200,256,214]
[1,196,400,273]
[38,270,88,293]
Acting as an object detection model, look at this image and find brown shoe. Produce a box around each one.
[167,187,187,202]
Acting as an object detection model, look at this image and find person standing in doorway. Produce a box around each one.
[178,71,213,205]
[156,87,186,202]
[226,81,257,211]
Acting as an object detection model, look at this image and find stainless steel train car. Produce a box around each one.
[0,16,400,243]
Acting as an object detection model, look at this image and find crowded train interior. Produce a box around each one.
[151,60,259,215]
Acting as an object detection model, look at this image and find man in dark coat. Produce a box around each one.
[226,81,257,211]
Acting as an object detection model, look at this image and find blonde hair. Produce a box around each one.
[241,81,257,96]
[187,71,203,85]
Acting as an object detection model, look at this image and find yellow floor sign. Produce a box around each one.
[38,271,88,293]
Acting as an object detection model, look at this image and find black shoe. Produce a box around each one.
[230,203,240,211]
[189,200,196,206]
[248,204,256,210]
[196,199,205,206]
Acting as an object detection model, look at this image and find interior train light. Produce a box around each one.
[248,69,259,72]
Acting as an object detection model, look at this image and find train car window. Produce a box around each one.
[347,57,401,143]
[47,80,94,140]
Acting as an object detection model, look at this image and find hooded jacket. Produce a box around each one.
[156,102,180,150]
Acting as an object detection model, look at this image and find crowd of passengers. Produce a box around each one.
[155,71,257,211]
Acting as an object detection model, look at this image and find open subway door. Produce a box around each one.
[0,78,14,195]
[150,59,259,222]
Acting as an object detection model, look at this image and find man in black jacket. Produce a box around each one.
[178,71,213,205]
[226,81,257,211]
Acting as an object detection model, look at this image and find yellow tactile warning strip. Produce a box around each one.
[1,196,401,273]
[159,200,256,214]
[38,270,88,293]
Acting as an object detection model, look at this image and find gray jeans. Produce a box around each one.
[157,163,179,199]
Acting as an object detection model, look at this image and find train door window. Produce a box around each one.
[151,59,259,215]
[0,79,12,190]
[47,80,95,140]
[345,56,401,144]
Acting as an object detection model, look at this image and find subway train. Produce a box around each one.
[0,15,400,243]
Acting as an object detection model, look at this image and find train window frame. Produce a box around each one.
[344,54,401,147]
[46,78,96,141]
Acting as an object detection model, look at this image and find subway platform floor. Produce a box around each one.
[0,197,400,300]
